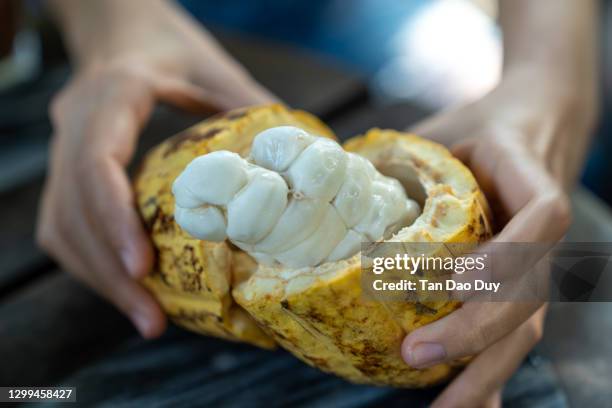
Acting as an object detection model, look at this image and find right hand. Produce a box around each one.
[37,0,277,338]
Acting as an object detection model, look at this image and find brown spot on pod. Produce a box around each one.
[163,127,224,157]
[224,109,248,120]
[415,302,438,315]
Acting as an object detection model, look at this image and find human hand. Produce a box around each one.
[37,0,276,338]
[401,66,597,407]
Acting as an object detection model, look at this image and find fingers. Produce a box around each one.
[409,103,484,147]
[37,173,167,338]
[150,65,277,112]
[190,62,280,109]
[66,235,166,339]
[38,71,173,337]
[482,391,502,408]
[83,156,155,279]
[493,187,571,244]
[150,73,226,114]
[402,138,559,366]
[460,128,570,225]
[79,101,155,278]
[71,78,157,279]
[40,52,276,340]
[401,300,541,368]
[430,307,546,408]
[40,55,275,339]
[201,79,279,111]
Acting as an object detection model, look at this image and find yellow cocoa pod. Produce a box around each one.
[134,104,492,386]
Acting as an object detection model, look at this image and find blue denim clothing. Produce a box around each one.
[179,0,428,74]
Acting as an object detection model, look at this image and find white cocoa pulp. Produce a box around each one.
[172,126,421,268]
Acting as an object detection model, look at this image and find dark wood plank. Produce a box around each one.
[0,273,134,386]
[0,180,52,298]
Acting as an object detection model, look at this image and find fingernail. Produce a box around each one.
[132,310,154,338]
[120,249,138,278]
[405,342,446,368]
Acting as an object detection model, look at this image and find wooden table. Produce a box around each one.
[1,33,611,407]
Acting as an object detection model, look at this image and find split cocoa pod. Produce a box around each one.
[135,104,492,387]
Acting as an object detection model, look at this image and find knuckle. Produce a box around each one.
[49,91,69,125]
[76,149,104,178]
[80,60,151,106]
[37,216,62,255]
[35,222,55,252]
[457,311,490,354]
[36,212,69,258]
[482,124,520,146]
[540,188,572,234]
[470,322,492,353]
[54,208,74,239]
[105,63,138,83]
[99,58,152,88]
[551,192,572,230]
[74,155,91,180]
[525,319,544,345]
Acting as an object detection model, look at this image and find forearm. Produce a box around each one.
[47,0,156,63]
[45,0,261,95]
[500,0,598,98]
[499,0,599,187]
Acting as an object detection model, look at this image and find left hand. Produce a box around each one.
[37,0,277,338]
[401,67,598,407]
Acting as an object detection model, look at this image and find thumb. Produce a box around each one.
[409,104,483,147]
[151,75,229,114]
[201,78,280,110]
[154,73,279,112]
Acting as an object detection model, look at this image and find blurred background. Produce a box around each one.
[1,0,612,407]
[0,0,610,200]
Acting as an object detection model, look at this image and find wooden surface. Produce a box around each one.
[1,33,611,406]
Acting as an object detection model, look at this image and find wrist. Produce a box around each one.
[499,64,597,120]
[494,63,597,187]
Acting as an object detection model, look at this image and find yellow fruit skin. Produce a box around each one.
[135,104,335,349]
[135,104,493,386]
